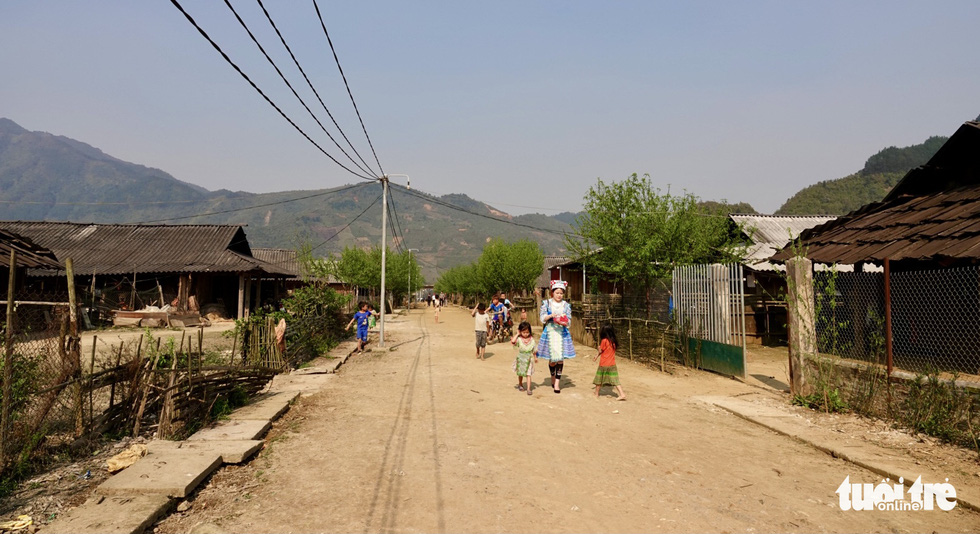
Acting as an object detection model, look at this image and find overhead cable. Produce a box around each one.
[312,0,385,177]
[168,0,375,181]
[308,190,383,253]
[396,185,582,239]
[135,183,364,224]
[254,0,379,177]
[221,0,376,178]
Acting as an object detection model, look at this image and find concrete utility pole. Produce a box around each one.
[378,174,410,349]
[408,248,419,307]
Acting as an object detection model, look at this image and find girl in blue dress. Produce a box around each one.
[537,280,576,393]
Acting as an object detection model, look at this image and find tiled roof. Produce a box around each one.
[771,122,980,265]
[0,221,291,276]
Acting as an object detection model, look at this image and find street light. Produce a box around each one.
[379,174,410,348]
[407,248,419,308]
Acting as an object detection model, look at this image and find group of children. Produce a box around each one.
[472,280,627,399]
[347,281,627,399]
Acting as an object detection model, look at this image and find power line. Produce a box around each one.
[312,0,384,177]
[396,185,582,239]
[254,0,379,178]
[221,0,376,178]
[385,198,405,254]
[169,0,375,182]
[135,183,364,224]
[308,190,383,253]
[0,199,205,206]
[387,188,408,252]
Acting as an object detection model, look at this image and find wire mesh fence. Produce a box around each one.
[813,266,980,386]
[807,264,980,451]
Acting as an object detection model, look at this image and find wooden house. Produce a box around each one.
[0,221,293,323]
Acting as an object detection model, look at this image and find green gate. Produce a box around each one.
[673,264,746,378]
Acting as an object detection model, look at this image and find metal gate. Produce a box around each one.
[672,263,747,377]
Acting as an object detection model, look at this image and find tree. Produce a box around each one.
[565,173,743,300]
[476,238,543,295]
[328,246,422,306]
[436,240,543,302]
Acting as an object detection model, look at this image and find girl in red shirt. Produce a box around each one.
[593,324,627,400]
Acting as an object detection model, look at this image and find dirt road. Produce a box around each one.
[158,306,979,533]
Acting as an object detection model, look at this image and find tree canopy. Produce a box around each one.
[435,238,544,300]
[565,173,744,292]
[326,245,423,304]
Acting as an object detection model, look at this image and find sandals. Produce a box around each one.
[527,387,533,396]
[517,385,525,392]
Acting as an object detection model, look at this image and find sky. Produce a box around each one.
[1,1,978,216]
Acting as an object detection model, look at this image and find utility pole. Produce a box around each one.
[378,174,410,349]
[408,248,419,308]
[379,176,388,348]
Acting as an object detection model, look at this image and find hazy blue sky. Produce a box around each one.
[2,1,978,215]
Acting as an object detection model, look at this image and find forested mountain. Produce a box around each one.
[0,119,570,281]
[775,136,947,215]
[0,116,954,277]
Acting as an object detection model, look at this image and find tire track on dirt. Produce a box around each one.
[364,311,445,533]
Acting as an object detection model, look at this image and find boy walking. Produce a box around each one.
[346,302,372,353]
[471,303,490,360]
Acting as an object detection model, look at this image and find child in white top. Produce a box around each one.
[471,303,490,360]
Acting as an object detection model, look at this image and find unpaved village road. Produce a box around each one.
[158,307,979,533]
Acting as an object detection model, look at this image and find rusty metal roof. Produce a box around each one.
[771,122,980,265]
[0,221,290,276]
[0,228,61,269]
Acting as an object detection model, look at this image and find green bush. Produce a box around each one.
[901,372,980,451]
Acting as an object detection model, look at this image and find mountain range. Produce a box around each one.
[0,118,571,281]
[0,117,946,281]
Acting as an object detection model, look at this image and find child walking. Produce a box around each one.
[510,321,537,395]
[345,301,372,353]
[471,302,490,360]
[538,280,576,393]
[593,324,627,400]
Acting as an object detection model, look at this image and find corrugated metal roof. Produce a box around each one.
[251,248,340,283]
[537,255,569,287]
[0,228,61,269]
[0,221,290,276]
[251,248,301,276]
[771,122,980,265]
[731,215,836,270]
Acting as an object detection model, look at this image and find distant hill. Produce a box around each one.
[0,118,571,281]
[775,136,947,216]
[698,201,758,215]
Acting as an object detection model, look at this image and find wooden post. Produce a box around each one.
[786,257,816,395]
[130,269,137,310]
[3,249,17,463]
[237,274,245,320]
[66,258,83,436]
[89,335,97,429]
[628,318,633,361]
[244,276,252,319]
[109,340,123,408]
[230,329,238,366]
[884,258,893,376]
